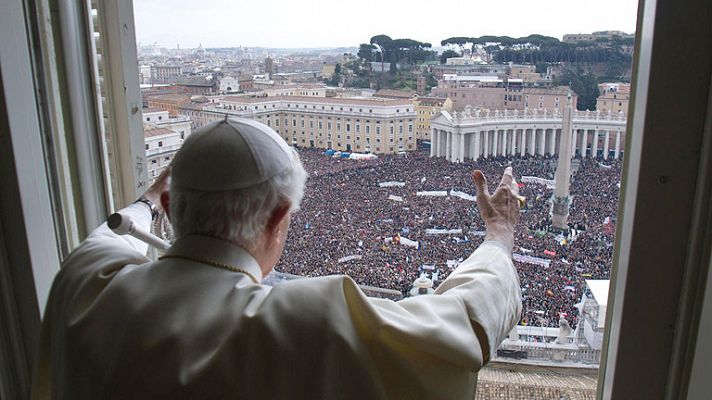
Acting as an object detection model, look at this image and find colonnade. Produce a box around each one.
[430,127,623,162]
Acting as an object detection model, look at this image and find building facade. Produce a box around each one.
[195,96,416,154]
[150,64,182,84]
[413,96,453,141]
[144,127,182,181]
[523,87,577,112]
[596,82,630,113]
[264,84,326,97]
[432,75,576,113]
[146,93,191,117]
[142,108,192,139]
[219,76,240,93]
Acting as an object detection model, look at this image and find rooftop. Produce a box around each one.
[415,96,449,107]
[524,86,572,95]
[146,93,191,103]
[221,95,412,107]
[142,107,166,114]
[144,127,178,138]
[374,89,417,99]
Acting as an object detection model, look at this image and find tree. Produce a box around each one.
[440,50,460,64]
[370,34,393,73]
[441,37,472,54]
[357,43,377,62]
[334,63,341,74]
[555,68,599,110]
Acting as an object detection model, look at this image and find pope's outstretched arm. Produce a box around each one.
[432,167,522,362]
[83,168,171,255]
[269,168,522,398]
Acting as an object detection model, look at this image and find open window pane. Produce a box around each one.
[131,0,638,397]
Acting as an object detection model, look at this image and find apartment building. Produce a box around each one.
[596,82,630,113]
[142,108,192,139]
[523,87,577,112]
[431,75,524,110]
[149,64,182,83]
[413,96,453,141]
[432,74,576,112]
[207,96,416,154]
[144,127,182,181]
[146,93,191,117]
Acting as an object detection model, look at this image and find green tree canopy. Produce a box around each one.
[357,43,377,62]
[440,49,460,64]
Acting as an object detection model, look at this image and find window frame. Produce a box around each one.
[1,0,712,399]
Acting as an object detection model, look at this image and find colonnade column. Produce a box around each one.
[571,129,577,156]
[528,129,535,156]
[492,130,498,157]
[614,130,621,159]
[509,130,516,155]
[581,129,588,158]
[430,129,437,157]
[460,133,467,162]
[520,129,526,157]
[446,131,452,161]
[592,131,599,158]
[548,129,556,156]
[473,131,481,161]
[483,130,490,158]
[499,130,505,156]
[603,130,610,160]
[538,129,546,156]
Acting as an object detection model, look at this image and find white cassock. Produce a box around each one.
[32,203,521,400]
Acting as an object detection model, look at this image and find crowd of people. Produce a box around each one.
[275,146,622,328]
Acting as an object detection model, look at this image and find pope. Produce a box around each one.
[32,118,522,400]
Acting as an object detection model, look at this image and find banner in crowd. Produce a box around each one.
[350,153,378,160]
[338,255,363,263]
[416,191,448,197]
[598,162,612,169]
[521,176,556,189]
[449,190,477,201]
[379,181,406,187]
[446,259,461,269]
[384,236,420,249]
[388,195,404,202]
[426,228,463,235]
[513,253,551,268]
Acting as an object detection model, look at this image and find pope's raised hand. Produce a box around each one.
[473,167,520,251]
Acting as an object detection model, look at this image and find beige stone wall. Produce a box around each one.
[596,95,630,113]
[413,98,452,140]
[523,90,578,112]
[253,111,415,154]
[431,86,507,110]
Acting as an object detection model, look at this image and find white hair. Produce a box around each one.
[169,149,307,248]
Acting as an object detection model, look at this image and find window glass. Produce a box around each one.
[133,1,637,396]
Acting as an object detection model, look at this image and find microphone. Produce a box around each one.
[107,212,170,251]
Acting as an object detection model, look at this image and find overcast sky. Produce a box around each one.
[134,0,639,49]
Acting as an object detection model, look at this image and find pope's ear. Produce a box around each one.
[160,191,171,221]
[265,202,291,236]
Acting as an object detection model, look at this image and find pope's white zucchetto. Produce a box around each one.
[171,117,294,191]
